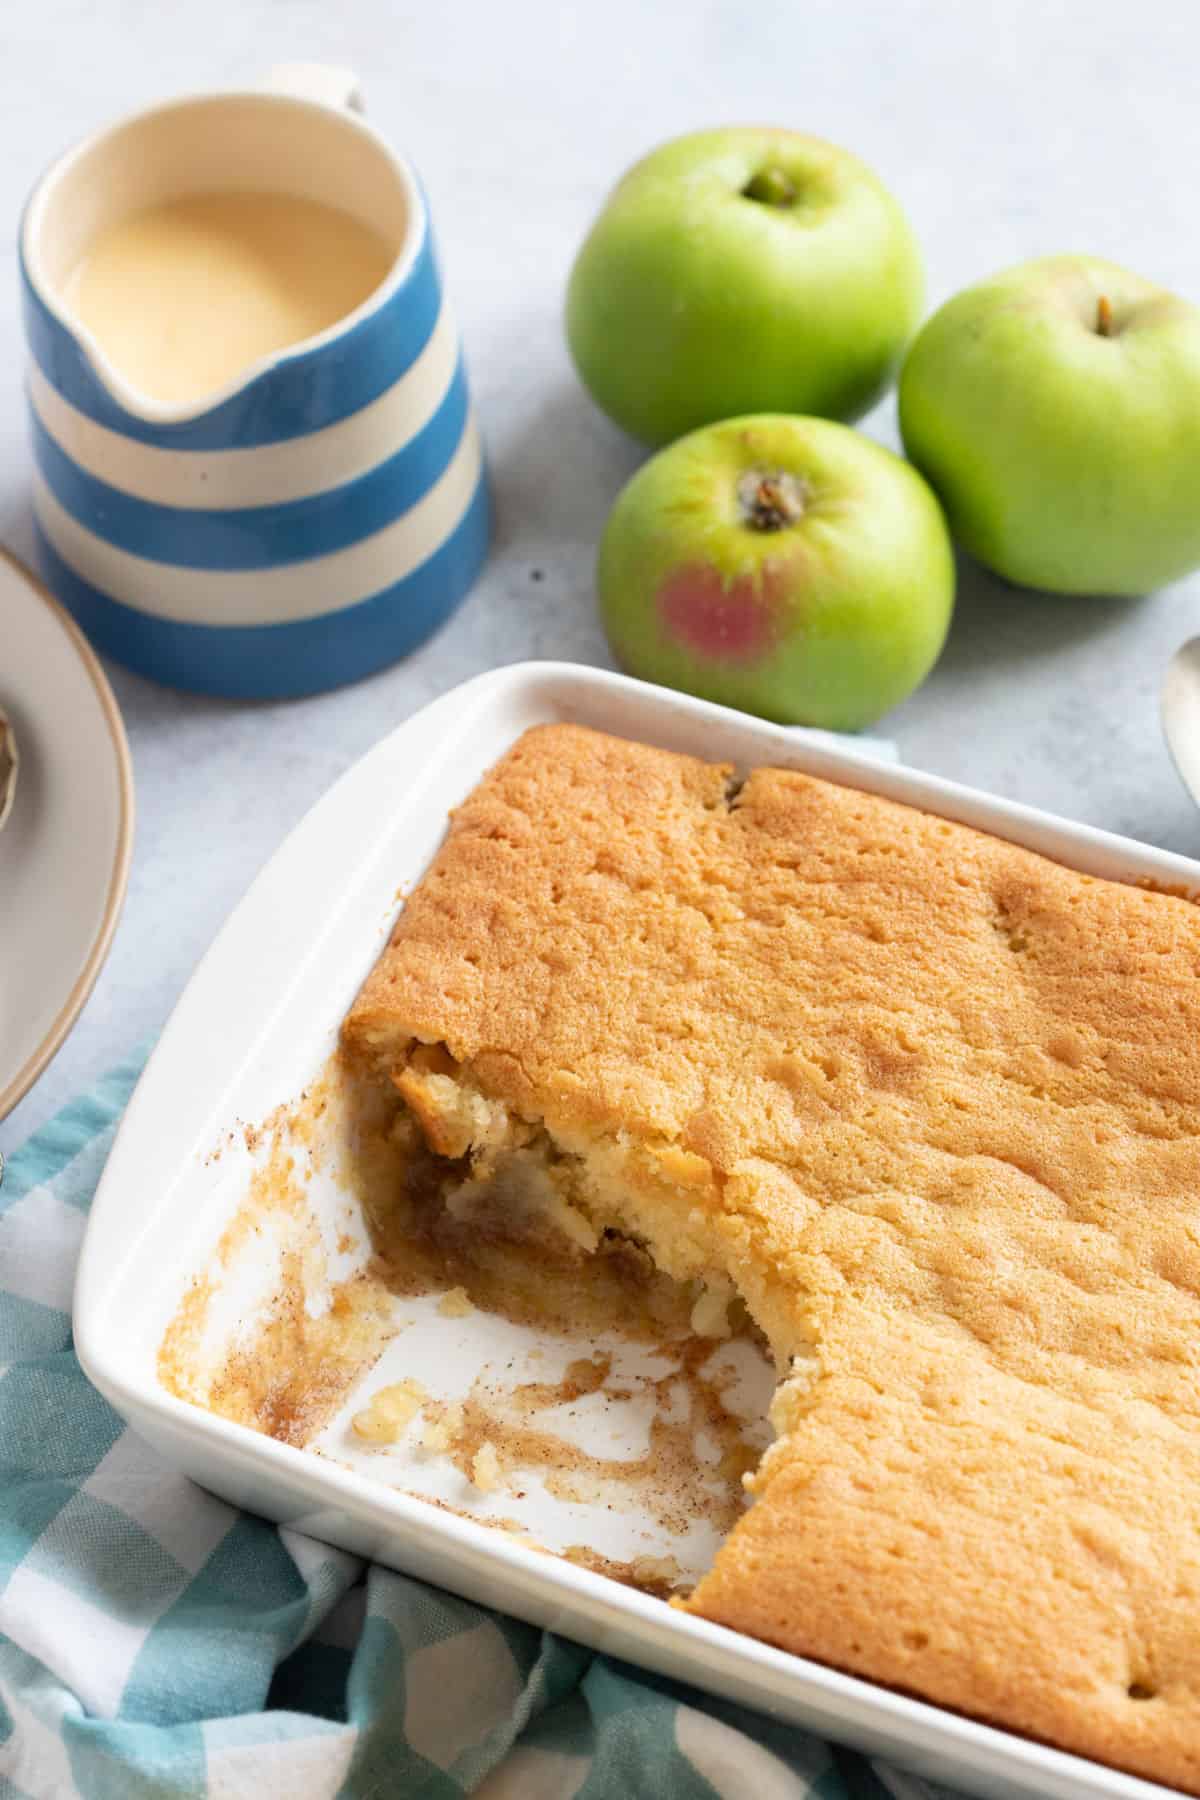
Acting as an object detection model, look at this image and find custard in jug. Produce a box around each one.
[63,190,395,407]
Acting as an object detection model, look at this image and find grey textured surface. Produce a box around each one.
[4,0,1199,1146]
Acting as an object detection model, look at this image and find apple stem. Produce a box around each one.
[1096,294,1115,336]
[742,167,797,208]
[738,468,807,531]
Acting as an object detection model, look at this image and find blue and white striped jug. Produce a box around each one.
[19,65,489,698]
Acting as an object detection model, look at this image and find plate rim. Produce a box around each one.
[0,546,135,1119]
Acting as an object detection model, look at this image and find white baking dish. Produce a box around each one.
[75,661,1197,1800]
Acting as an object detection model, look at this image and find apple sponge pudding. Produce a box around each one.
[343,722,1200,1795]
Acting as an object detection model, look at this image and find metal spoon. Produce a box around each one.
[0,707,16,833]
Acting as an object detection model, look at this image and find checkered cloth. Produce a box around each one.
[0,1045,959,1800]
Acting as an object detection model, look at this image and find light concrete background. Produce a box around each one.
[5,0,1198,1145]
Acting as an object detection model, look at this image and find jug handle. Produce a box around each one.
[258,63,364,114]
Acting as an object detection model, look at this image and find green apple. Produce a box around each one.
[566,128,924,447]
[598,414,955,730]
[899,254,1200,596]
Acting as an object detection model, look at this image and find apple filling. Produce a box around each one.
[373,1045,822,1491]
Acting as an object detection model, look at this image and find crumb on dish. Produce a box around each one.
[471,1440,502,1492]
[437,1285,474,1318]
[351,1377,428,1444]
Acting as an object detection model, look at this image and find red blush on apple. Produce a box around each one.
[657,564,776,663]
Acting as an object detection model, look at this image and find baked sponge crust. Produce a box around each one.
[344,722,1200,1792]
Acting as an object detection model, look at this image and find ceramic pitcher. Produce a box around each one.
[19,64,490,698]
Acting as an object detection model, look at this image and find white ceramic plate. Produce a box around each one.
[77,663,1193,1800]
[0,550,133,1117]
